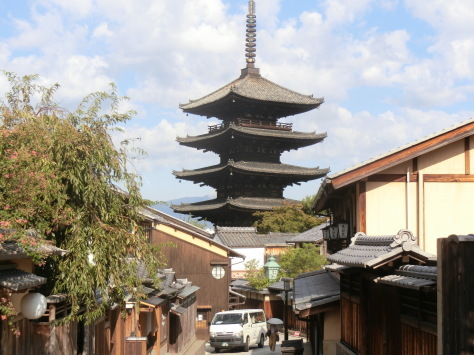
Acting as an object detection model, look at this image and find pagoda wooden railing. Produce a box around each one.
[209,118,292,132]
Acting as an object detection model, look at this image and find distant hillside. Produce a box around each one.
[152,196,213,230]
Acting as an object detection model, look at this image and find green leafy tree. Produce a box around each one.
[301,195,315,215]
[243,259,271,291]
[253,202,320,233]
[0,72,165,326]
[278,243,328,278]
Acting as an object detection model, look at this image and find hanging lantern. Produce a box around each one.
[263,255,280,281]
[329,225,339,240]
[338,222,349,239]
[21,292,47,319]
[322,227,330,241]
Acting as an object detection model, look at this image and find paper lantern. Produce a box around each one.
[21,293,47,319]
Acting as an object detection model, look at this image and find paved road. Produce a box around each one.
[205,334,307,354]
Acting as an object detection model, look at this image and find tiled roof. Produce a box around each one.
[376,264,437,290]
[214,227,296,247]
[289,222,329,243]
[327,230,436,268]
[231,280,270,295]
[171,303,187,315]
[172,197,299,214]
[377,274,435,290]
[174,161,328,180]
[141,297,166,307]
[215,227,261,247]
[264,232,297,244]
[178,285,200,299]
[293,270,340,312]
[267,279,286,292]
[230,279,250,287]
[180,72,323,112]
[0,268,47,291]
[0,237,67,261]
[177,125,327,145]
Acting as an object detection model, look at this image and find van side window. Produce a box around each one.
[242,314,248,325]
[250,312,265,324]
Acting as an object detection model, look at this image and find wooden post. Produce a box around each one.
[439,234,474,355]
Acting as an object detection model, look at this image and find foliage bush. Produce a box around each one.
[0,72,165,329]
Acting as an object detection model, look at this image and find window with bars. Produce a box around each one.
[400,288,437,329]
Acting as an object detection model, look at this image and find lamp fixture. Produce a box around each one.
[329,225,339,240]
[322,227,330,241]
[338,222,349,239]
[21,292,47,320]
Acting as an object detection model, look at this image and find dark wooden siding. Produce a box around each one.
[0,317,78,355]
[95,316,111,355]
[340,296,361,351]
[440,236,474,355]
[168,297,197,353]
[401,322,436,355]
[151,229,230,323]
[366,283,401,355]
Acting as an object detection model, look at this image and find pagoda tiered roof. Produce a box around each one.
[173,161,328,187]
[172,196,298,215]
[171,197,301,226]
[177,123,327,152]
[179,68,324,120]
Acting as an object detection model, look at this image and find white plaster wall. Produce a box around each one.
[366,181,418,236]
[418,140,465,173]
[424,182,474,254]
[323,306,341,355]
[231,247,265,274]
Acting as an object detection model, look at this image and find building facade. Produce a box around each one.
[313,118,474,255]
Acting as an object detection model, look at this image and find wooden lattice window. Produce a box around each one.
[401,289,437,330]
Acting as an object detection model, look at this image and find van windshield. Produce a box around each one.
[211,313,243,325]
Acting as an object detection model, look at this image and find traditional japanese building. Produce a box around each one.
[173,0,328,227]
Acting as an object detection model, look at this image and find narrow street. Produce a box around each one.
[204,334,310,355]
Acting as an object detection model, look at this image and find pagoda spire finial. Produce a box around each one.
[245,0,257,67]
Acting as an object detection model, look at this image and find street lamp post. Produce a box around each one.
[281,277,292,341]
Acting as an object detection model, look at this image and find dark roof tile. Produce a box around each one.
[289,223,329,243]
[180,73,322,111]
[327,230,435,268]
[0,268,46,291]
[293,270,340,312]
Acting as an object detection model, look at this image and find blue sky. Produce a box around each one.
[1,0,474,203]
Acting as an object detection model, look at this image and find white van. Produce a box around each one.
[209,309,267,353]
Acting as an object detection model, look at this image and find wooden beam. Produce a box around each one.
[465,137,471,175]
[358,182,366,234]
[423,174,474,182]
[367,174,418,183]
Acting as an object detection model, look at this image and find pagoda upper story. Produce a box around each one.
[172,1,329,227]
[179,66,324,121]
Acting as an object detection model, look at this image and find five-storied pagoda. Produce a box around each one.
[173,1,328,227]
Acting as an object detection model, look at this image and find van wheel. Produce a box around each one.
[258,334,264,348]
[214,348,220,353]
[243,336,250,352]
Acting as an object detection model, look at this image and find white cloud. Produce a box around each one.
[92,22,113,38]
[1,0,474,202]
[322,0,374,26]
